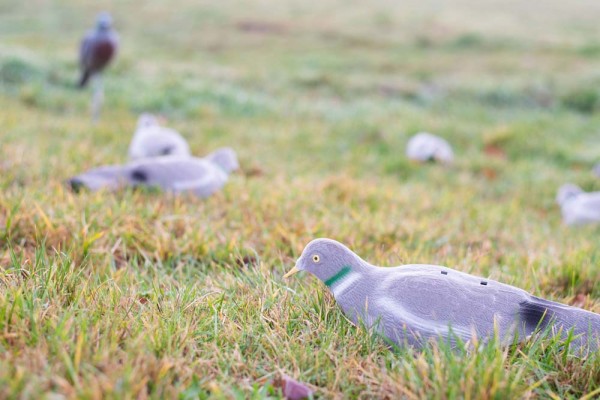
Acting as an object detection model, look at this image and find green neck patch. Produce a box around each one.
[324,266,351,287]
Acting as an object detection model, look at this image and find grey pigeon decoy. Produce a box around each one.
[68,148,238,198]
[406,132,454,164]
[556,184,600,226]
[285,239,600,354]
[79,12,119,121]
[593,163,600,178]
[79,12,118,87]
[128,113,191,160]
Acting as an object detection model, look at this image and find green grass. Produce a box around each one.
[1,0,600,398]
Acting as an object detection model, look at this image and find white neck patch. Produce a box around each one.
[330,273,361,298]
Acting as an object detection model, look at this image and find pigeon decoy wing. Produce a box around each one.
[577,194,600,217]
[78,35,118,87]
[126,158,228,198]
[78,32,95,87]
[367,265,531,347]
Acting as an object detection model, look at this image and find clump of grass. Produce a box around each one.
[561,86,600,114]
[0,57,43,86]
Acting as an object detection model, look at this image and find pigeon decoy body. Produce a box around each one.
[285,239,600,354]
[556,184,600,225]
[79,12,118,88]
[69,148,238,198]
[79,12,119,122]
[79,13,119,87]
[406,132,454,164]
[128,114,191,160]
[593,163,600,178]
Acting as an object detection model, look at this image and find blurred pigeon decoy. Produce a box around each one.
[128,113,191,160]
[285,239,600,354]
[556,184,600,225]
[79,12,119,121]
[68,148,238,198]
[406,132,454,164]
[593,163,600,178]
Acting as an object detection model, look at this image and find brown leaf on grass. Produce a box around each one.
[243,166,266,178]
[273,374,314,400]
[236,20,288,35]
[484,144,507,159]
[235,254,259,268]
[111,248,129,270]
[571,293,587,308]
[549,276,595,299]
[481,167,498,181]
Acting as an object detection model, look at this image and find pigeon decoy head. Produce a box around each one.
[284,238,362,284]
[556,183,583,205]
[96,12,113,31]
[205,147,239,174]
[136,113,161,129]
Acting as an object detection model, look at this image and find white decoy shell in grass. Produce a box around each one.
[285,239,600,354]
[556,184,600,225]
[69,148,238,198]
[128,113,191,160]
[406,132,454,164]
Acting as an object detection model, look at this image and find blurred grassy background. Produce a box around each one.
[1,0,600,398]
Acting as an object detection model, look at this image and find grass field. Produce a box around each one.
[1,0,600,398]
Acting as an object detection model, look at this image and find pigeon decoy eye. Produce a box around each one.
[312,255,320,263]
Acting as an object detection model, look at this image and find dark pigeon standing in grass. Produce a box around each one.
[68,148,239,198]
[79,12,119,122]
[285,238,600,355]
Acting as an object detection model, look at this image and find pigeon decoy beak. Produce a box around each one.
[283,265,300,278]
